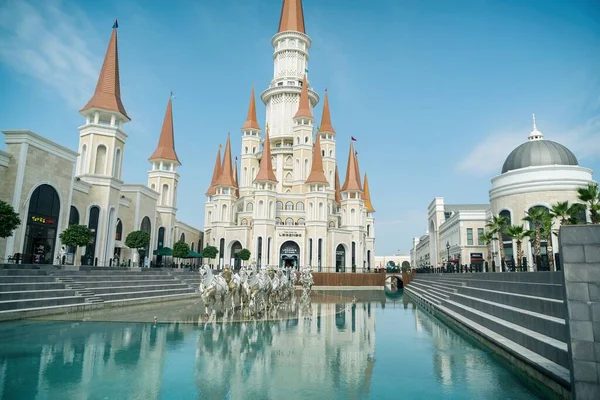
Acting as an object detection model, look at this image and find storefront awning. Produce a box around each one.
[153,247,172,256]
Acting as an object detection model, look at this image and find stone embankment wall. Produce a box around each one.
[559,225,600,400]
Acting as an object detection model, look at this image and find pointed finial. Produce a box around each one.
[113,19,119,29]
[170,91,175,99]
[266,123,270,134]
[532,113,536,130]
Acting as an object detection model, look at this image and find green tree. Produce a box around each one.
[550,201,586,225]
[173,241,190,258]
[486,215,509,270]
[479,230,495,271]
[201,245,219,261]
[541,213,555,271]
[577,183,600,224]
[0,200,21,239]
[59,225,92,248]
[125,231,150,263]
[523,207,548,271]
[237,248,251,265]
[504,224,527,270]
[173,240,190,268]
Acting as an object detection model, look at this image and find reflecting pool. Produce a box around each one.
[0,291,549,400]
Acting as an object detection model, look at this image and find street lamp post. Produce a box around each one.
[446,242,451,272]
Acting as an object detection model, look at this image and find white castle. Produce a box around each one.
[203,0,375,272]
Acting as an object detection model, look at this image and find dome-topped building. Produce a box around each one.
[488,114,595,271]
[501,115,578,173]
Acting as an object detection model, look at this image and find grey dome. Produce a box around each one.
[501,140,578,174]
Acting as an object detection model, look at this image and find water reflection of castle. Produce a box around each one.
[195,302,376,399]
[0,302,376,399]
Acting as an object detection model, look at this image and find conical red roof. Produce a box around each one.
[341,142,361,192]
[254,127,278,183]
[205,148,221,195]
[215,134,236,187]
[294,75,312,119]
[241,86,260,130]
[149,97,180,163]
[306,133,328,185]
[80,21,129,120]
[318,90,335,134]
[278,0,306,33]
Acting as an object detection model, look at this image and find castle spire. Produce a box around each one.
[80,19,129,120]
[278,0,306,34]
[334,165,342,204]
[294,75,312,119]
[233,157,239,198]
[354,151,363,191]
[318,89,335,134]
[205,147,221,195]
[241,85,260,130]
[306,132,328,185]
[215,133,236,188]
[254,126,278,183]
[149,94,180,164]
[362,173,375,212]
[341,142,361,192]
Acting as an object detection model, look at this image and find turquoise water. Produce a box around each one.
[0,292,548,399]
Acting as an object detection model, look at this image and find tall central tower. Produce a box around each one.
[261,0,319,139]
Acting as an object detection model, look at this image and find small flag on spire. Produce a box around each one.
[113,19,119,29]
[170,91,175,99]
[351,136,357,141]
[305,68,308,73]
[219,144,223,149]
[235,156,238,161]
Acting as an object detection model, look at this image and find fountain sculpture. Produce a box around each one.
[198,261,314,317]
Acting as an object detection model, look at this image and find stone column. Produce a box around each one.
[559,225,600,400]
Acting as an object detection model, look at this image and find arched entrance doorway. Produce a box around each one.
[336,244,346,273]
[23,184,60,264]
[140,217,151,263]
[230,241,243,270]
[280,241,300,269]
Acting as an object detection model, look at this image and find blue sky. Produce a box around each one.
[1,0,599,255]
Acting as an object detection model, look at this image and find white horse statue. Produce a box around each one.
[246,262,271,314]
[199,264,229,315]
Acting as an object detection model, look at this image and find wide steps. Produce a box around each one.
[0,289,76,301]
[449,292,567,342]
[89,284,189,295]
[0,276,57,283]
[0,269,49,276]
[0,296,86,311]
[442,298,569,368]
[0,282,67,291]
[54,274,176,282]
[98,287,196,302]
[75,279,180,288]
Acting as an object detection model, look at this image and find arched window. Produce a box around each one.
[84,206,100,265]
[276,218,282,225]
[245,146,248,154]
[351,208,356,225]
[296,137,300,144]
[304,136,308,143]
[329,150,333,157]
[208,211,212,223]
[319,202,324,220]
[80,144,87,174]
[258,200,264,217]
[246,202,254,212]
[157,227,165,249]
[221,204,228,221]
[308,202,314,219]
[367,224,370,237]
[161,184,170,206]
[114,148,122,178]
[329,221,335,228]
[276,201,283,211]
[251,167,256,183]
[269,201,274,219]
[499,209,514,264]
[151,183,156,190]
[94,145,107,174]
[285,201,294,211]
[285,218,294,226]
[295,159,300,179]
[296,218,305,225]
[180,232,186,242]
[69,206,80,226]
[241,219,248,226]
[304,159,309,179]
[115,219,123,241]
[322,150,325,157]
[296,202,304,211]
[285,156,293,166]
[252,147,256,153]
[23,184,61,264]
[285,172,292,182]
[243,167,248,186]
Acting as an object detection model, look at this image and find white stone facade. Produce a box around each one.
[203,7,375,272]
[410,198,490,268]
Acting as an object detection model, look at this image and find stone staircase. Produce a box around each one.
[405,272,571,390]
[0,267,199,321]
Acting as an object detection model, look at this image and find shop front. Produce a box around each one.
[22,184,61,264]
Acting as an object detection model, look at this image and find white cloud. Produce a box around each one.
[456,115,600,176]
[0,0,100,109]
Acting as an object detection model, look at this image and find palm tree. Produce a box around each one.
[486,215,509,271]
[577,183,600,224]
[550,201,587,225]
[504,224,527,271]
[541,213,555,271]
[479,231,495,272]
[523,207,547,271]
